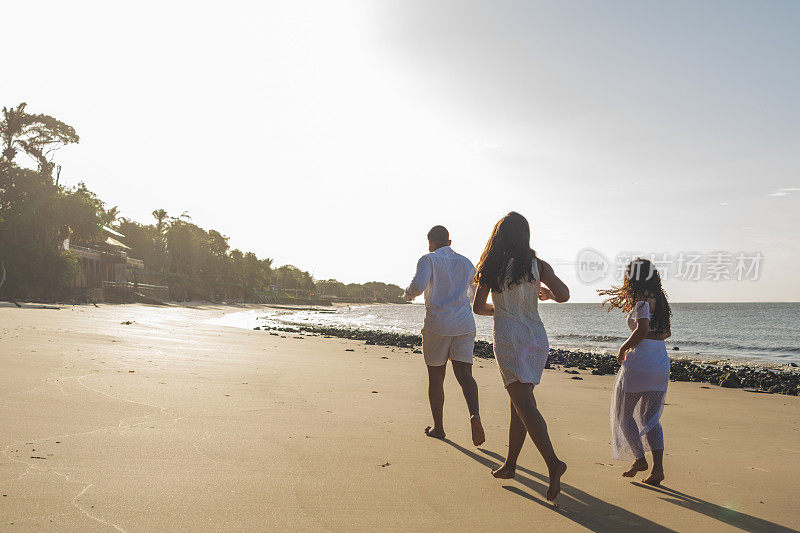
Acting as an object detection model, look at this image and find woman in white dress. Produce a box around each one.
[473,212,570,502]
[599,258,672,486]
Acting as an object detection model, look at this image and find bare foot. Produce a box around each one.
[470,415,485,446]
[491,463,516,479]
[622,457,648,478]
[546,460,567,501]
[424,426,446,439]
[642,469,665,486]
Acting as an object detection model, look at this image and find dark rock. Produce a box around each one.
[265,322,800,396]
[673,346,679,350]
[571,376,583,380]
[720,373,742,388]
[345,349,355,352]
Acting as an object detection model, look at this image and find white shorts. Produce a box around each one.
[422,330,475,367]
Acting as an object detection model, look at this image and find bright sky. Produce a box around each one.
[4,1,799,301]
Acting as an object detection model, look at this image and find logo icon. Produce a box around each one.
[576,248,609,284]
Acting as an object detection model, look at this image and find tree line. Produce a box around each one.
[0,103,404,304]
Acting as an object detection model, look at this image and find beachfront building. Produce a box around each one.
[61,226,168,300]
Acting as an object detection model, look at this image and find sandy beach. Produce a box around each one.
[0,303,798,532]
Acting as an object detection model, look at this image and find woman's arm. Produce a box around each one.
[538,259,570,302]
[618,318,650,364]
[473,285,494,316]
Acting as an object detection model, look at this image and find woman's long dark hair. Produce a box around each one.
[475,212,537,292]
[598,258,672,332]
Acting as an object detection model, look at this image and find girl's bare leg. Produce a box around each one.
[492,399,526,478]
[643,449,665,485]
[620,392,648,477]
[641,395,665,485]
[505,381,567,501]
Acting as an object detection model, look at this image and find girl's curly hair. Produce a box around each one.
[598,258,672,332]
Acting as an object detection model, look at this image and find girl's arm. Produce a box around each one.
[538,259,570,302]
[473,285,494,316]
[618,318,650,364]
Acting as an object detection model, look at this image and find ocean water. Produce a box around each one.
[216,302,800,366]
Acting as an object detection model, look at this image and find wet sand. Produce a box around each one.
[1,303,798,531]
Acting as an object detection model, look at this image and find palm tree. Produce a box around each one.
[152,209,168,234]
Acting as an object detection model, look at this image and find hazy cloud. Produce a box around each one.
[767,187,800,197]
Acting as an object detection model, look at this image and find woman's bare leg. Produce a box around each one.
[505,381,567,501]
[492,399,526,478]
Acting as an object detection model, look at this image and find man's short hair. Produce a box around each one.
[427,225,449,245]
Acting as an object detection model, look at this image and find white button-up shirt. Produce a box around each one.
[405,246,477,336]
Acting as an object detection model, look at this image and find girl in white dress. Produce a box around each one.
[473,212,570,502]
[599,258,672,486]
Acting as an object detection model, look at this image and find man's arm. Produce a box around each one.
[405,256,432,301]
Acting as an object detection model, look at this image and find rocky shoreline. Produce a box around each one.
[255,323,800,396]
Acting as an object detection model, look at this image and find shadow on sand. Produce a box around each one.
[441,440,795,532]
[440,438,675,532]
[631,482,797,532]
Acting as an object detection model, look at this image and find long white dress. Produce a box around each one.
[492,257,549,388]
[610,300,670,459]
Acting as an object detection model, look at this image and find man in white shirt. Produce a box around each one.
[405,225,485,446]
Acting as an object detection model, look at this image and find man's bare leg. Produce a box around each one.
[452,361,484,446]
[425,364,447,438]
[506,381,567,501]
[492,399,526,478]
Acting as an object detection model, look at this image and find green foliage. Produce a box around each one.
[1,103,79,175]
[0,102,405,303]
[0,241,76,298]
